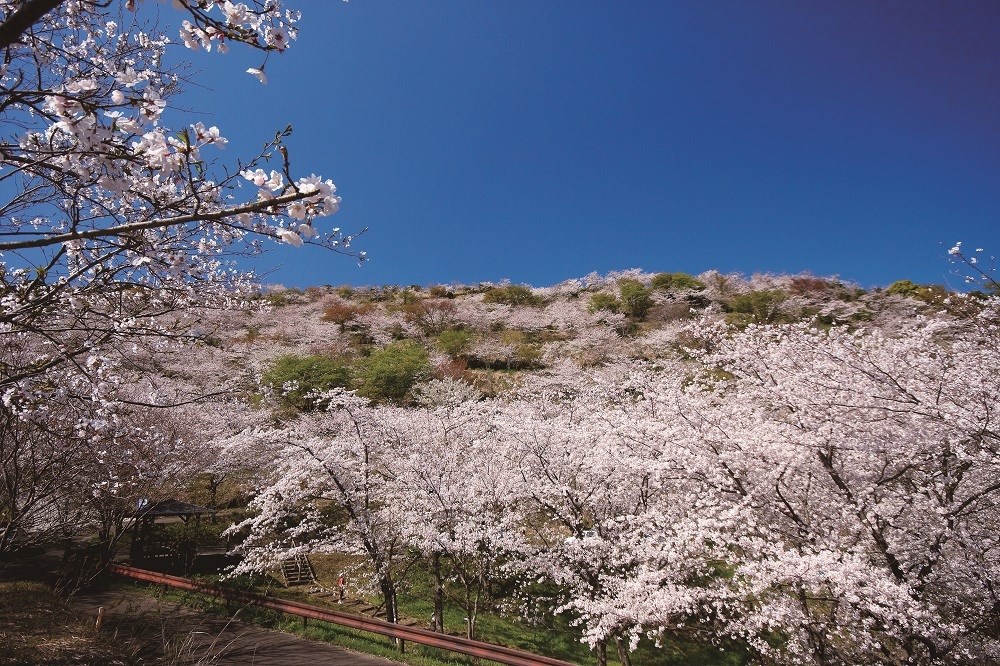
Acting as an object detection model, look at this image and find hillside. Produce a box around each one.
[175,269,977,406]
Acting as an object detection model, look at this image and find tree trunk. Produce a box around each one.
[596,639,608,666]
[615,635,632,666]
[379,577,403,651]
[209,475,220,523]
[431,551,445,632]
[466,599,477,640]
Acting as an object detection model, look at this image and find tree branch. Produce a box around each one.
[0,0,65,50]
[0,189,315,251]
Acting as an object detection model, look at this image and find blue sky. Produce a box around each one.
[171,1,999,289]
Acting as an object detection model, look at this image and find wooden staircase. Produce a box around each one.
[279,553,317,587]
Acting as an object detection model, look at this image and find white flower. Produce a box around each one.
[276,228,303,247]
[241,168,268,187]
[266,26,289,51]
[246,67,267,85]
[265,170,283,191]
[948,246,961,255]
[222,1,249,25]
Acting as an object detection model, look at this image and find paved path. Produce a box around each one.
[74,587,404,665]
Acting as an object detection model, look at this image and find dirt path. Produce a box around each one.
[73,587,404,665]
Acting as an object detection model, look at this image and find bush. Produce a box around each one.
[437,329,472,357]
[404,299,457,334]
[886,280,951,307]
[262,354,351,411]
[651,272,705,291]
[886,279,921,298]
[647,302,694,322]
[725,290,787,325]
[356,342,431,403]
[265,288,303,307]
[789,275,838,297]
[501,330,544,369]
[618,278,653,319]
[428,284,453,298]
[588,292,620,314]
[483,284,542,306]
[320,300,371,327]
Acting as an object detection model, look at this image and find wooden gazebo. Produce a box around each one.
[129,499,212,561]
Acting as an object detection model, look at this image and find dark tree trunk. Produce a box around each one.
[379,577,403,651]
[615,635,632,666]
[431,551,445,632]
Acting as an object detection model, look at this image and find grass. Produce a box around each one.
[124,553,750,666]
[133,578,487,666]
[0,579,138,665]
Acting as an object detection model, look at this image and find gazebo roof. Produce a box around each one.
[134,499,212,518]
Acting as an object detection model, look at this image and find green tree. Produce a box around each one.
[262,355,350,411]
[725,290,787,325]
[356,342,431,403]
[588,292,621,314]
[651,272,705,291]
[618,278,653,319]
[437,329,472,357]
[886,279,921,298]
[482,284,542,306]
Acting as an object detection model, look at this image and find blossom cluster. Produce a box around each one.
[224,309,1000,664]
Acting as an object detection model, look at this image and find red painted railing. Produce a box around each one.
[109,564,577,666]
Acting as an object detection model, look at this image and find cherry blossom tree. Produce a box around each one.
[0,0,360,395]
[0,0,362,551]
[592,318,1000,665]
[493,364,730,666]
[228,391,415,628]
[387,401,516,638]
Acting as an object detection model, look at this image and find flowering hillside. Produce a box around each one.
[147,269,998,666]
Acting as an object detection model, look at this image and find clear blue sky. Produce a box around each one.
[169,1,999,289]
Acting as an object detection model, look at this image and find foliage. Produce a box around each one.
[320,300,372,328]
[588,292,621,314]
[404,299,459,335]
[886,279,952,307]
[262,354,351,410]
[617,278,653,319]
[886,279,922,297]
[436,329,472,357]
[724,289,787,325]
[650,272,705,291]
[429,285,454,298]
[788,274,841,296]
[355,342,431,403]
[500,330,544,369]
[483,284,543,307]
